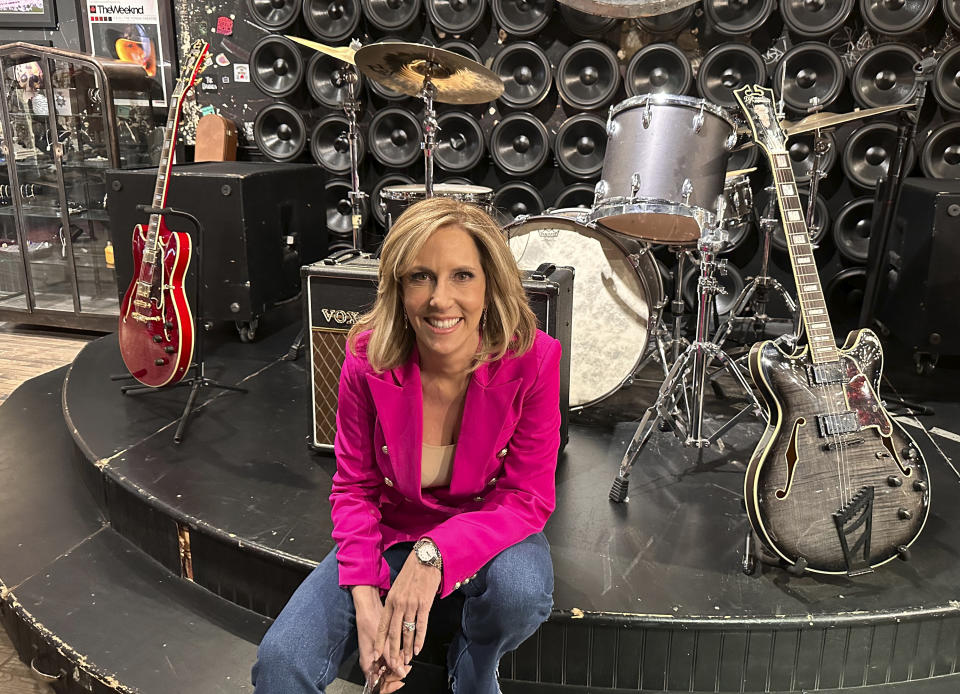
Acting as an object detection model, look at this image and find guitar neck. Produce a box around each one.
[768,151,839,364]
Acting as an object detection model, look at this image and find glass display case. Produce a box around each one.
[0,42,163,330]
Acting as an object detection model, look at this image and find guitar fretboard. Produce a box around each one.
[769,151,839,364]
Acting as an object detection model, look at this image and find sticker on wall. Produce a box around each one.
[200,105,217,116]
[215,53,230,67]
[216,16,234,35]
[234,63,250,83]
[200,74,218,92]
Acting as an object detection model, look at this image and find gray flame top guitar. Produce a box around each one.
[735,84,929,575]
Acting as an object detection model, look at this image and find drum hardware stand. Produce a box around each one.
[610,219,768,503]
[116,205,247,444]
[343,40,367,250]
[418,74,440,198]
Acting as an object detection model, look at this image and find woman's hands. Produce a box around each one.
[351,586,406,693]
[374,551,442,678]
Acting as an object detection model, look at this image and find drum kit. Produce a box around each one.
[290,32,914,497]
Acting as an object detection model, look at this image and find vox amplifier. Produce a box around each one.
[304,252,573,452]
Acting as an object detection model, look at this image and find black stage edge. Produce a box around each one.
[3,307,959,692]
[0,367,269,693]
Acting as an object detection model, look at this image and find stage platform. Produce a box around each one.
[4,310,960,693]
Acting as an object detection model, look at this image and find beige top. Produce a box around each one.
[421,443,456,488]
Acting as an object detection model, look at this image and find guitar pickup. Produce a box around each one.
[817,411,859,437]
[807,361,845,386]
[823,437,865,451]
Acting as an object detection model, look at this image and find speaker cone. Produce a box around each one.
[635,5,695,33]
[683,264,745,316]
[491,113,550,175]
[697,43,767,108]
[920,122,960,179]
[842,121,914,189]
[303,0,361,41]
[559,4,618,36]
[491,41,552,108]
[247,0,303,29]
[554,113,606,178]
[946,0,960,29]
[362,0,422,31]
[726,142,759,172]
[427,0,487,34]
[436,110,486,172]
[372,173,415,227]
[860,0,936,35]
[553,182,595,209]
[493,181,545,222]
[774,42,844,111]
[491,0,553,36]
[369,107,423,167]
[781,0,854,36]
[933,44,960,112]
[832,196,873,263]
[626,43,692,97]
[851,43,921,109]
[310,115,366,173]
[325,179,368,247]
[787,130,837,184]
[438,39,482,63]
[824,266,866,336]
[250,36,305,97]
[556,40,620,109]
[254,103,308,161]
[704,0,775,35]
[307,52,363,107]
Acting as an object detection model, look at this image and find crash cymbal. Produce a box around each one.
[557,0,699,18]
[285,35,356,65]
[355,42,504,104]
[782,103,913,136]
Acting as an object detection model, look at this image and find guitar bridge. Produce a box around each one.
[832,486,875,576]
[823,437,865,451]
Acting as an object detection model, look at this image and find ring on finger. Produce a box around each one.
[402,621,416,632]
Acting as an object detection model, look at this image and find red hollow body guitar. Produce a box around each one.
[119,42,209,387]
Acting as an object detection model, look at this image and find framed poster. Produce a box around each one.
[0,0,57,29]
[82,0,175,106]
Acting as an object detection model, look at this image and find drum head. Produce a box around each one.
[380,183,493,201]
[505,216,662,408]
[592,199,706,245]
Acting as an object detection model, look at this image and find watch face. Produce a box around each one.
[417,544,437,562]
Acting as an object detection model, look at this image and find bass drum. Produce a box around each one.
[505,215,663,408]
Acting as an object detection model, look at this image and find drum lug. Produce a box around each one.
[693,103,706,134]
[630,173,642,199]
[606,114,619,137]
[681,178,694,205]
[725,131,738,151]
[594,179,609,205]
[642,101,653,129]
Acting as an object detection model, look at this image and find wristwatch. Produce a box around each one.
[413,537,443,573]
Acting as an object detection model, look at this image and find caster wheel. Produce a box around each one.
[236,317,260,343]
[914,355,935,376]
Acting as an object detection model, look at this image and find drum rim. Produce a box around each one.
[589,197,716,230]
[608,93,737,131]
[380,183,494,199]
[505,214,663,408]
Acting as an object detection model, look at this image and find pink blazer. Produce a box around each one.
[330,329,562,597]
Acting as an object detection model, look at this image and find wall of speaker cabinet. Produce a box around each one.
[175,0,959,290]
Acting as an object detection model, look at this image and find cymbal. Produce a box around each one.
[285,35,356,65]
[355,42,503,104]
[782,103,913,137]
[556,0,699,18]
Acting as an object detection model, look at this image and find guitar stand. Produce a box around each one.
[610,227,767,503]
[119,205,247,444]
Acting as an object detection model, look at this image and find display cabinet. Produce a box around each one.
[0,42,162,331]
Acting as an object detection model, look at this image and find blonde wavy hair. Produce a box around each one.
[347,197,537,372]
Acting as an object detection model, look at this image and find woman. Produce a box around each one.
[253,197,562,693]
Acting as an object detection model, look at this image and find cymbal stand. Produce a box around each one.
[418,73,440,198]
[610,222,767,503]
[711,187,799,351]
[342,46,366,250]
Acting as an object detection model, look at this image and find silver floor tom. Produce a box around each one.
[506,215,663,408]
[380,183,493,230]
[591,94,737,245]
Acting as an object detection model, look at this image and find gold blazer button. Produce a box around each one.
[381,445,388,454]
[497,447,508,458]
[384,477,394,487]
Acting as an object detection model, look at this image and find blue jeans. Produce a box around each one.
[252,532,554,694]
